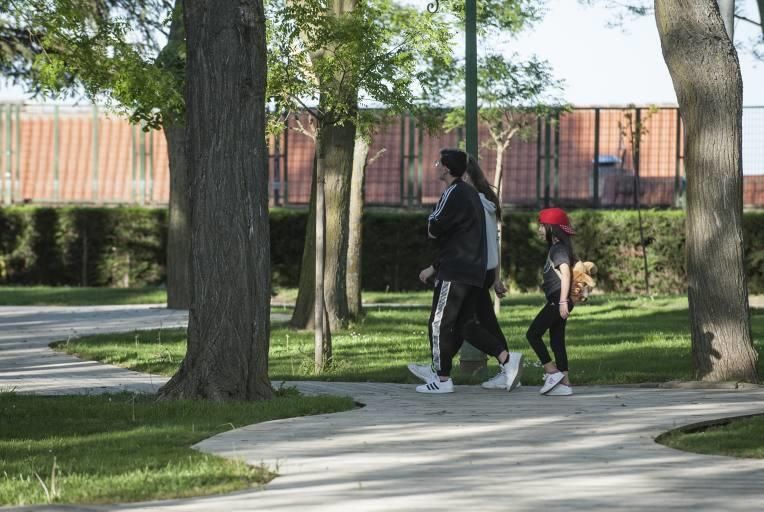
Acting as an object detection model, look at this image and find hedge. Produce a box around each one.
[1,206,763,294]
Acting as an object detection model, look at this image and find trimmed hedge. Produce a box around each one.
[1,206,763,294]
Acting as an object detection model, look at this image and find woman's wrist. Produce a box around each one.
[558,300,568,304]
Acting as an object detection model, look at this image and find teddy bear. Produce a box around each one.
[570,261,597,304]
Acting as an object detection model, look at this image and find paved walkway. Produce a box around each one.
[1,306,764,511]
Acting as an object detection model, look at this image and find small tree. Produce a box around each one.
[269,0,450,369]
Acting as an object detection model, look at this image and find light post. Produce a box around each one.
[426,0,486,375]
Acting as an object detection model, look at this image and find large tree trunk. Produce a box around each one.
[290,157,317,328]
[159,0,191,310]
[165,123,191,309]
[655,0,759,383]
[758,0,764,38]
[159,0,273,400]
[346,135,369,319]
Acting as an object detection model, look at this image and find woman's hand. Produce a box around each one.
[559,301,570,320]
[419,266,436,284]
[493,281,507,299]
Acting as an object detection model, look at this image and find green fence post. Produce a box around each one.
[139,123,146,205]
[0,104,5,204]
[553,110,560,201]
[674,108,681,207]
[5,105,12,204]
[544,114,551,207]
[53,105,60,203]
[417,123,424,206]
[408,115,416,207]
[536,115,542,208]
[131,123,137,203]
[399,114,406,206]
[15,105,21,203]
[92,105,99,203]
[593,108,600,207]
[283,118,289,205]
[148,128,154,204]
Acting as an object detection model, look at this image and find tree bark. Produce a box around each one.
[160,0,191,310]
[346,134,369,319]
[758,0,764,38]
[290,156,317,329]
[317,118,355,330]
[655,0,759,383]
[164,123,191,309]
[159,0,273,400]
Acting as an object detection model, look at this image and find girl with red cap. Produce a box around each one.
[527,207,577,396]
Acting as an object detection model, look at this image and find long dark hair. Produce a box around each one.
[439,149,467,177]
[465,156,501,217]
[544,224,577,264]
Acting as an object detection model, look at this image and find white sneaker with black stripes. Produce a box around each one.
[416,377,454,394]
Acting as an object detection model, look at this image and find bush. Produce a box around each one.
[0,206,763,294]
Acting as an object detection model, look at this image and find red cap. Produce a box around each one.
[539,208,575,235]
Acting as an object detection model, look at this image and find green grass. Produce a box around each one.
[0,391,354,506]
[0,286,167,306]
[53,295,764,386]
[658,414,764,458]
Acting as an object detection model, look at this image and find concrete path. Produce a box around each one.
[1,306,764,512]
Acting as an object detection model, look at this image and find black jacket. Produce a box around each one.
[428,180,487,288]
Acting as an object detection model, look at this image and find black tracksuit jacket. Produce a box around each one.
[428,180,487,288]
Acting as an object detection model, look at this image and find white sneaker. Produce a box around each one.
[408,363,436,382]
[540,371,565,394]
[546,383,573,396]
[416,378,454,394]
[504,352,524,391]
[480,352,524,391]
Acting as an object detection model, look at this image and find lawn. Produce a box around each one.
[53,294,764,386]
[0,391,354,506]
[0,286,167,306]
[658,414,764,459]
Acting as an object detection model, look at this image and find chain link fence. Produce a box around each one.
[1,104,763,208]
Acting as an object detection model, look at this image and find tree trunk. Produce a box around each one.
[318,118,355,330]
[159,0,273,400]
[493,143,504,315]
[165,123,191,309]
[290,156,317,329]
[346,135,369,319]
[655,0,759,383]
[159,0,191,310]
[315,126,331,371]
[758,0,764,38]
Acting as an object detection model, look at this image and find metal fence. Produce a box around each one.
[1,104,763,208]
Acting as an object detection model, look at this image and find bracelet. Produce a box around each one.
[558,300,568,304]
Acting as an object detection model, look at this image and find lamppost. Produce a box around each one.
[426,0,486,375]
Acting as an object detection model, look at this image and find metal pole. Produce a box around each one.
[14,105,21,203]
[536,115,542,208]
[91,105,99,203]
[633,108,641,208]
[399,114,406,206]
[593,108,601,207]
[273,126,281,206]
[408,114,415,207]
[674,108,681,206]
[148,128,154,204]
[553,110,560,201]
[417,123,424,206]
[53,105,60,203]
[0,105,5,204]
[465,0,478,159]
[544,114,551,207]
[139,123,146,205]
[283,119,289,205]
[131,123,137,203]
[5,105,12,204]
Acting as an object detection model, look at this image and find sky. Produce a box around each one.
[1,0,762,107]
